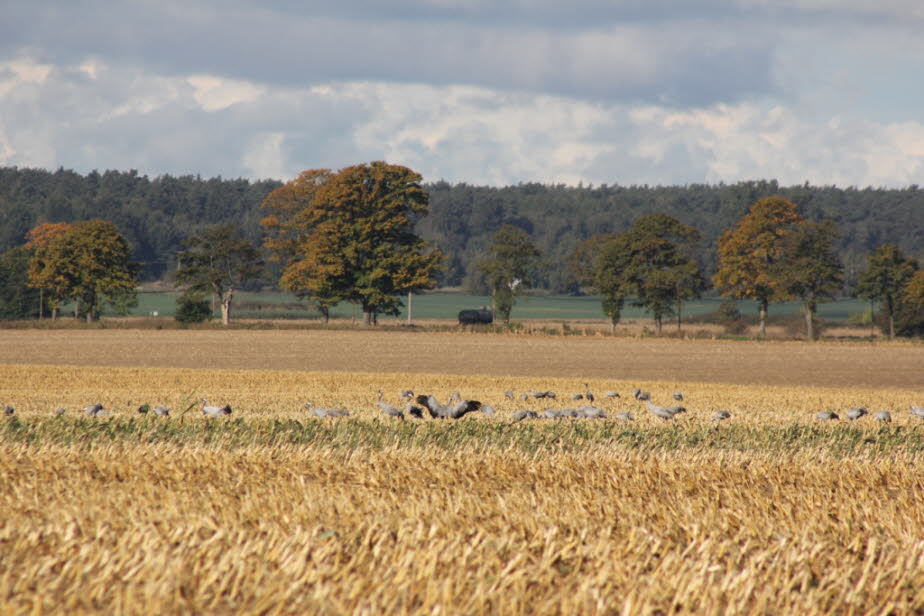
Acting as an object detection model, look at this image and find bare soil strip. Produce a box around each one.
[1,329,922,388]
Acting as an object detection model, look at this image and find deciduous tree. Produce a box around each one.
[24,221,73,319]
[477,225,541,324]
[775,221,843,340]
[713,196,806,337]
[596,214,704,335]
[175,224,263,326]
[262,163,442,326]
[29,220,137,322]
[856,244,918,340]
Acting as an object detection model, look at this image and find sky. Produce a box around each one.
[1,1,923,187]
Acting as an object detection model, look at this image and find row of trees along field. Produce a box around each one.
[2,163,924,337]
[3,166,924,291]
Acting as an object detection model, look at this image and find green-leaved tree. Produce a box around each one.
[596,214,704,335]
[856,244,918,340]
[477,225,541,324]
[775,221,843,340]
[175,224,264,326]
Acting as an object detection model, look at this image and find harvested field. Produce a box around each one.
[3,331,924,614]
[1,328,923,388]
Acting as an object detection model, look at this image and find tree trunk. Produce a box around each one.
[759,299,768,338]
[363,310,372,326]
[320,306,330,326]
[655,315,662,336]
[804,302,815,341]
[610,319,616,335]
[220,289,233,325]
[51,305,59,321]
[74,297,80,319]
[889,314,895,340]
[677,301,683,331]
[38,288,43,320]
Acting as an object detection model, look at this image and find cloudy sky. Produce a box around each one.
[1,1,923,187]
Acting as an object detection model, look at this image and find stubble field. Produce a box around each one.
[1,329,924,614]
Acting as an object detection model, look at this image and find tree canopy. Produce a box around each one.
[477,225,542,324]
[713,196,806,336]
[595,214,704,334]
[175,224,263,325]
[856,244,918,339]
[28,219,138,322]
[262,163,442,325]
[775,221,843,340]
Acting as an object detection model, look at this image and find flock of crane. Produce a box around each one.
[4,389,924,424]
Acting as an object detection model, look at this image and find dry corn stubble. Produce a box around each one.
[2,361,924,614]
[1,444,923,614]
[0,364,922,425]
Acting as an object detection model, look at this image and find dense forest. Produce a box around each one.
[2,166,923,293]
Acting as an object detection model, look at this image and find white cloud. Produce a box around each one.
[2,53,923,187]
[242,132,287,179]
[187,75,265,112]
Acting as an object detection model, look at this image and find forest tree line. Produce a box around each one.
[3,164,924,339]
[1,166,924,293]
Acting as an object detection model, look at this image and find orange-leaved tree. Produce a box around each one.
[28,220,137,322]
[262,163,442,326]
[713,196,806,337]
[25,221,74,319]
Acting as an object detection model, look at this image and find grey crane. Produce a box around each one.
[405,402,424,419]
[633,389,651,401]
[376,390,405,421]
[480,404,496,418]
[4,405,14,416]
[512,410,539,422]
[53,407,66,417]
[604,391,620,398]
[83,403,105,416]
[504,391,515,401]
[401,390,414,400]
[154,405,170,417]
[673,392,684,401]
[571,393,584,401]
[615,412,634,421]
[543,408,565,419]
[416,393,482,419]
[816,410,839,421]
[519,392,530,401]
[584,384,595,404]
[911,405,924,420]
[712,410,732,422]
[578,405,605,419]
[306,402,349,419]
[137,403,150,414]
[875,410,892,423]
[201,399,232,418]
[644,400,686,420]
[846,407,868,421]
